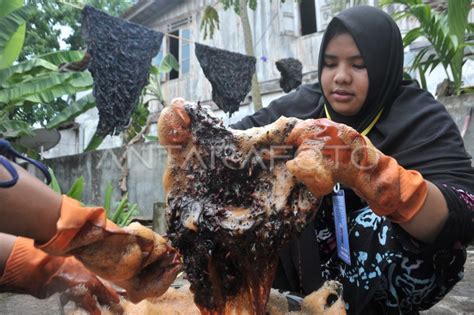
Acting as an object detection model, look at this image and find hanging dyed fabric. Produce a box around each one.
[195,43,256,116]
[275,58,302,93]
[81,6,164,136]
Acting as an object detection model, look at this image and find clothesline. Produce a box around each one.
[58,0,282,65]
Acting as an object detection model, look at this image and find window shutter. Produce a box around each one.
[280,1,296,35]
[180,28,191,75]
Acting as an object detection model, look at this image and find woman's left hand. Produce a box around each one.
[285,118,428,223]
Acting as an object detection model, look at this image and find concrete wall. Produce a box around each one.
[45,142,168,219]
[439,94,474,163]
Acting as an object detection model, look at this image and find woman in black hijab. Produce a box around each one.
[232,5,474,314]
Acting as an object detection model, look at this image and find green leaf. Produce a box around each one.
[0,72,92,104]
[46,94,96,129]
[403,27,422,47]
[144,135,159,142]
[0,5,35,69]
[149,64,159,75]
[111,193,129,223]
[159,54,179,73]
[200,5,220,40]
[48,167,62,194]
[37,50,86,66]
[119,203,138,227]
[66,176,84,200]
[0,58,58,86]
[84,133,105,152]
[0,119,32,138]
[103,183,113,218]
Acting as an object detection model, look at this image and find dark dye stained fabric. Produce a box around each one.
[195,43,256,116]
[232,5,474,315]
[81,6,163,136]
[275,58,303,93]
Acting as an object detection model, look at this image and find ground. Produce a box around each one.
[0,248,473,314]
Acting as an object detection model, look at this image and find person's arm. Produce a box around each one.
[285,119,450,243]
[0,162,60,243]
[399,181,448,243]
[0,158,181,303]
[0,233,16,277]
[0,233,122,314]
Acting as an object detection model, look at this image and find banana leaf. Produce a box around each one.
[0,58,58,86]
[47,93,96,129]
[0,118,31,138]
[37,50,86,66]
[0,4,34,69]
[159,54,179,73]
[0,72,92,104]
[84,132,105,152]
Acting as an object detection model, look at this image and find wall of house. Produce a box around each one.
[141,0,325,105]
[42,1,474,160]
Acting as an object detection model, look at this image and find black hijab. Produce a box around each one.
[317,6,473,192]
[234,5,473,192]
[318,6,403,131]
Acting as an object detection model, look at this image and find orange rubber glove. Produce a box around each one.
[0,237,122,315]
[36,195,182,303]
[286,118,428,223]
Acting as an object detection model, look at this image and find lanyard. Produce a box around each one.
[0,139,51,188]
[323,105,384,264]
[324,104,384,136]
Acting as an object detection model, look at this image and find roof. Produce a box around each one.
[122,0,185,25]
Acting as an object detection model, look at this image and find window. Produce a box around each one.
[154,15,192,81]
[299,0,317,35]
[299,0,376,35]
[280,1,297,35]
[152,44,168,81]
[169,30,180,80]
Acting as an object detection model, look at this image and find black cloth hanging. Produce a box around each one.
[275,58,303,93]
[195,43,256,116]
[81,6,163,136]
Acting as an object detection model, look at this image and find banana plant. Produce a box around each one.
[0,1,33,69]
[0,1,95,140]
[381,0,473,95]
[0,50,94,138]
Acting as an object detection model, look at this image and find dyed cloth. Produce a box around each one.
[81,6,163,136]
[195,43,256,116]
[275,58,303,93]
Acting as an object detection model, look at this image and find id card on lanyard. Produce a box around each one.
[332,183,351,265]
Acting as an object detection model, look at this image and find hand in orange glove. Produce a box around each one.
[36,196,182,303]
[286,118,428,223]
[0,237,122,315]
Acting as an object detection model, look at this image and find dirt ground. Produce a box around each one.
[1,248,473,314]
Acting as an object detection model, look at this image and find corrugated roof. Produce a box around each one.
[122,0,185,26]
